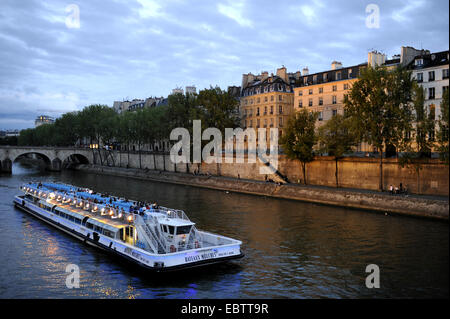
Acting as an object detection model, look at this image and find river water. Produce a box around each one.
[0,162,448,298]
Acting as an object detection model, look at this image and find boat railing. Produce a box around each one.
[134,215,167,254]
[156,206,190,221]
[186,226,204,249]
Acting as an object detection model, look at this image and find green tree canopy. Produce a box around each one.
[280,109,318,184]
[344,65,415,190]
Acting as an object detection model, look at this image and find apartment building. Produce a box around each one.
[240,67,300,143]
[411,50,449,121]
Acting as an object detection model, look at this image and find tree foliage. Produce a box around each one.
[344,65,415,190]
[437,89,449,163]
[280,109,317,184]
[317,114,358,187]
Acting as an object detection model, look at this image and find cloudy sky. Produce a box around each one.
[0,0,448,129]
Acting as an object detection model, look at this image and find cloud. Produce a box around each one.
[0,0,448,130]
[217,0,253,28]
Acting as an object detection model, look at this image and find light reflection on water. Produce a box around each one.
[0,162,448,298]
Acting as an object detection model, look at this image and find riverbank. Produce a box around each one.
[74,164,449,221]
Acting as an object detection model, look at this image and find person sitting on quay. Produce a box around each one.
[394,185,399,194]
[389,185,394,194]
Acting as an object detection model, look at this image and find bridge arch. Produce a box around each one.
[62,153,90,168]
[0,147,94,173]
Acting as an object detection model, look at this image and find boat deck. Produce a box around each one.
[47,198,130,229]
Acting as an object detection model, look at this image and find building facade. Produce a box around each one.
[293,61,364,130]
[411,50,449,123]
[292,47,432,153]
[240,67,300,144]
[35,115,55,127]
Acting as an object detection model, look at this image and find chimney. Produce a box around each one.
[331,61,343,70]
[261,71,269,81]
[302,67,309,75]
[276,66,288,83]
[368,51,386,68]
[241,74,248,89]
[400,46,430,66]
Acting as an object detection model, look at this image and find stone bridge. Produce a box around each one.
[0,146,93,173]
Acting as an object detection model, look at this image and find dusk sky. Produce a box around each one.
[0,0,449,130]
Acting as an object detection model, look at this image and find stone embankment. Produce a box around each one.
[74,164,449,221]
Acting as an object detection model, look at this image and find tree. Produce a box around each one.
[317,114,358,187]
[398,83,436,193]
[195,86,240,133]
[436,89,449,163]
[280,109,318,185]
[79,104,117,165]
[53,112,81,146]
[18,128,37,146]
[117,111,135,167]
[344,66,414,191]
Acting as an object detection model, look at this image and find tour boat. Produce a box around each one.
[14,182,244,271]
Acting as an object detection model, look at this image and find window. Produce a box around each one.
[318,112,323,121]
[176,225,192,235]
[309,89,313,95]
[278,95,282,101]
[299,90,303,96]
[298,100,303,108]
[416,73,423,82]
[332,95,337,104]
[343,83,349,90]
[271,95,274,101]
[257,98,260,103]
[443,86,449,94]
[332,85,337,92]
[279,105,283,114]
[264,96,268,102]
[270,106,273,114]
[279,117,283,127]
[309,98,313,107]
[319,97,323,105]
[332,109,338,117]
[336,72,342,80]
[429,71,435,81]
[428,87,435,99]
[168,225,175,235]
[443,69,449,79]
[264,106,267,114]
[415,58,423,66]
[257,107,260,116]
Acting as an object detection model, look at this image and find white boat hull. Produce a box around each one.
[14,195,244,272]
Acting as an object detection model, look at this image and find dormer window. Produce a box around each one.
[415,58,423,66]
